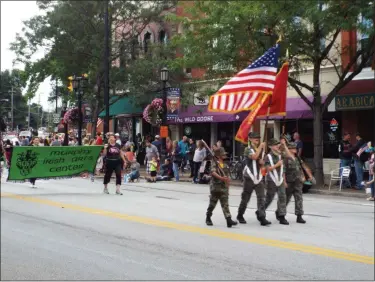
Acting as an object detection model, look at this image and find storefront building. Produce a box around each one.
[167,105,259,158]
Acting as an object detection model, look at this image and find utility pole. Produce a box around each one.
[103,0,110,137]
[55,78,59,113]
[28,99,31,129]
[9,86,15,131]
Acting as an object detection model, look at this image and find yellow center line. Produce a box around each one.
[1,192,374,265]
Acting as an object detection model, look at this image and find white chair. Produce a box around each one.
[329,166,351,191]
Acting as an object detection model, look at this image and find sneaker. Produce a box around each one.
[367,197,374,201]
[103,189,109,194]
[115,191,123,195]
[30,184,37,189]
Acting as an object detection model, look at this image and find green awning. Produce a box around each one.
[99,96,143,117]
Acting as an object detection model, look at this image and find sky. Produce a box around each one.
[1,1,53,110]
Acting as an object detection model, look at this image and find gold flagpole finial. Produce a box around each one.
[276,34,282,44]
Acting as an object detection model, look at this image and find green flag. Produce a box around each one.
[7,146,103,181]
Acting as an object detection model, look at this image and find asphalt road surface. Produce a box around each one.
[1,176,374,280]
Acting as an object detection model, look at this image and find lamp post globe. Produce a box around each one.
[160,67,169,82]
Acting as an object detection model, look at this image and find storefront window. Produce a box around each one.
[116,117,133,140]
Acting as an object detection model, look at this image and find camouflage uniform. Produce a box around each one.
[277,142,304,218]
[206,161,231,218]
[237,132,270,226]
[206,147,237,228]
[264,142,287,215]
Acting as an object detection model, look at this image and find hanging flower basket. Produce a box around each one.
[143,98,164,127]
[63,107,80,125]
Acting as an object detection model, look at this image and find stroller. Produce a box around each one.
[198,160,212,184]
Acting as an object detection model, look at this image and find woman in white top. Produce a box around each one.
[192,140,206,183]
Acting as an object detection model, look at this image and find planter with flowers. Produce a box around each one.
[63,107,80,126]
[143,98,164,127]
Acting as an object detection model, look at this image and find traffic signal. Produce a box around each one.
[67,82,73,92]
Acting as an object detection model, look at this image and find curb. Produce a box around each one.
[307,188,367,199]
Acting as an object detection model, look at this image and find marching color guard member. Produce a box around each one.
[206,147,238,228]
[264,138,289,225]
[237,132,271,226]
[276,142,312,224]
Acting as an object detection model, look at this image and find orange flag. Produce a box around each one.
[258,62,288,117]
[235,62,288,144]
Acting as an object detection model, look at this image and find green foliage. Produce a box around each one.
[0,70,29,129]
[168,0,374,106]
[10,0,177,110]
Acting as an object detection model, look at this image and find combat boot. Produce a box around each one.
[226,217,238,228]
[206,215,213,226]
[259,217,272,226]
[278,216,289,225]
[275,210,280,221]
[236,214,247,224]
[296,215,306,224]
[255,211,261,221]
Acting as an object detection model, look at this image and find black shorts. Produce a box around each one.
[150,171,157,177]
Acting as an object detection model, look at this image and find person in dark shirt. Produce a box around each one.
[152,135,162,153]
[103,134,128,195]
[350,133,366,189]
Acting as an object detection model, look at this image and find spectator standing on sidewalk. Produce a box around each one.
[338,132,352,187]
[364,144,374,201]
[187,138,196,177]
[192,140,206,183]
[351,133,366,189]
[178,136,189,172]
[172,140,182,182]
[293,132,303,157]
[96,132,103,145]
[144,139,159,176]
[115,133,122,146]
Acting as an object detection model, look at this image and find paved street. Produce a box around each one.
[1,177,374,280]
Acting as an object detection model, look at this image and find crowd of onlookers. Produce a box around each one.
[1,130,374,200]
[338,132,374,200]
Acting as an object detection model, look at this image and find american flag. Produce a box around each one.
[97,118,103,128]
[208,44,280,113]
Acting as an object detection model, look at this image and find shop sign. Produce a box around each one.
[169,115,215,123]
[193,93,209,106]
[184,126,192,135]
[166,88,181,120]
[329,118,338,132]
[335,93,375,111]
[160,126,168,138]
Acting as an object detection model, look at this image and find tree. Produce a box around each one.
[0,69,29,130]
[10,0,176,135]
[168,0,375,185]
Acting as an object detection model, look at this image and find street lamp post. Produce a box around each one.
[160,67,169,159]
[61,101,69,146]
[71,74,88,146]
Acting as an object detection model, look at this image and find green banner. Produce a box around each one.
[7,146,103,181]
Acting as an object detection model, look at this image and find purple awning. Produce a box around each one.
[167,105,249,124]
[258,96,327,120]
[168,96,325,124]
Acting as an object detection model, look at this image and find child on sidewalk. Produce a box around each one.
[125,160,140,183]
[149,156,158,183]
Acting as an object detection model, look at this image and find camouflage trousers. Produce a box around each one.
[276,179,304,216]
[238,177,266,218]
[265,179,287,216]
[206,190,231,218]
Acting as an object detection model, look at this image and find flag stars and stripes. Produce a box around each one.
[208,44,280,113]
